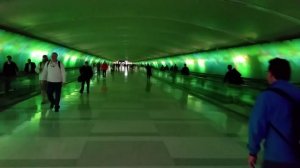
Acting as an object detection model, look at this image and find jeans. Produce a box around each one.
[102,70,107,77]
[80,79,90,93]
[4,76,15,93]
[47,82,62,109]
[40,80,48,102]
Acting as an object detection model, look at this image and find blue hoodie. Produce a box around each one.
[248,80,300,164]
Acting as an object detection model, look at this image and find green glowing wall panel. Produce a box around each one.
[139,39,300,82]
[0,29,109,70]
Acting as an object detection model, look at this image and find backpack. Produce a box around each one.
[268,87,300,156]
[47,61,61,69]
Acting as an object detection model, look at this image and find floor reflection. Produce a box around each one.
[145,80,152,92]
[101,79,108,93]
[79,95,92,120]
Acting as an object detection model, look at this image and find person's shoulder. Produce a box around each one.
[58,61,65,66]
[258,89,276,100]
[289,84,300,100]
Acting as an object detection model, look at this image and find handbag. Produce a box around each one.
[77,75,83,82]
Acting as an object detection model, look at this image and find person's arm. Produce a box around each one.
[37,63,41,73]
[79,67,83,74]
[2,63,6,74]
[33,63,36,73]
[41,63,48,81]
[248,93,269,167]
[15,63,19,72]
[89,67,93,78]
[224,72,229,83]
[60,63,66,83]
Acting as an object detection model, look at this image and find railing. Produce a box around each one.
[151,70,269,117]
[0,68,80,110]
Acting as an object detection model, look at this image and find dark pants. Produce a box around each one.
[47,82,62,108]
[102,70,107,77]
[4,76,15,93]
[80,79,90,93]
[147,73,151,80]
[263,160,300,168]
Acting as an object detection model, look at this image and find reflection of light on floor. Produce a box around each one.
[187,95,202,113]
[71,92,77,96]
[186,95,228,128]
[31,112,41,121]
[124,68,128,77]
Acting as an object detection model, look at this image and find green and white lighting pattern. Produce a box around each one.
[139,39,300,81]
[0,29,109,69]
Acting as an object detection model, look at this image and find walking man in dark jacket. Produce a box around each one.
[80,61,93,94]
[24,59,36,74]
[145,64,152,80]
[3,56,19,93]
[181,64,190,76]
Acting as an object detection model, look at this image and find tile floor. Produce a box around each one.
[0,70,253,167]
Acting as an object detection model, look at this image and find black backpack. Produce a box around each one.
[47,61,61,69]
[268,87,300,156]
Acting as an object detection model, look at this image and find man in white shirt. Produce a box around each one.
[42,52,66,112]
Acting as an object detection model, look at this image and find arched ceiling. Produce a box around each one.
[0,0,300,61]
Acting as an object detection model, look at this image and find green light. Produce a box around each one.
[185,59,195,65]
[0,29,110,69]
[137,38,300,81]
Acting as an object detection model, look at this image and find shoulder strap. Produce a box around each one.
[47,61,61,69]
[267,87,297,149]
[267,87,297,104]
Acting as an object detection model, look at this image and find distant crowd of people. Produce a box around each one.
[159,64,190,76]
[144,62,244,86]
[144,63,190,81]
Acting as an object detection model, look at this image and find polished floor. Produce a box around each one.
[0,70,251,167]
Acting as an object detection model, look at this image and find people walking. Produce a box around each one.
[101,62,109,78]
[3,56,19,93]
[42,52,66,112]
[38,55,49,104]
[146,64,152,80]
[24,59,36,74]
[79,61,93,94]
[181,64,190,76]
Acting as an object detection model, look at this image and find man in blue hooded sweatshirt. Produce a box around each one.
[248,58,300,168]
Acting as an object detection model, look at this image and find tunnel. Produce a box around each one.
[0,0,300,167]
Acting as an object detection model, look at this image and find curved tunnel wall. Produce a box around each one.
[139,39,300,82]
[0,29,109,71]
